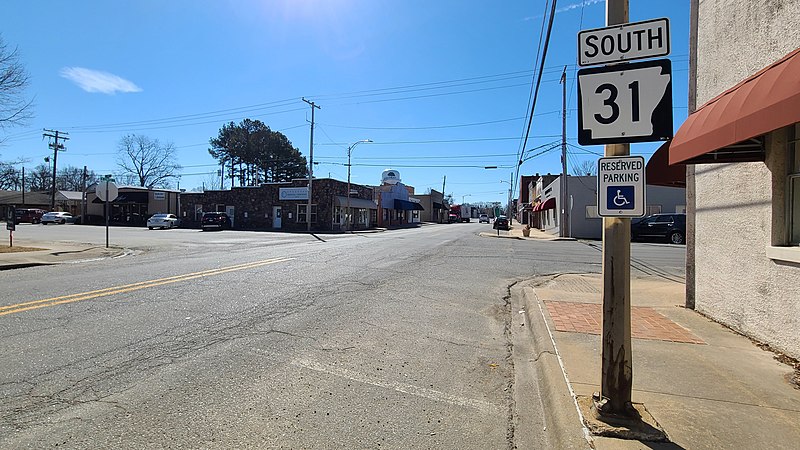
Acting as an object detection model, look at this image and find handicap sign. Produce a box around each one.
[607,186,635,210]
[597,155,646,217]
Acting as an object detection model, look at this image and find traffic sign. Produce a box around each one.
[577,58,672,145]
[597,156,646,217]
[578,18,670,66]
[96,180,119,202]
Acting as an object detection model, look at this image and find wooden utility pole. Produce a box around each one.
[43,129,68,211]
[560,66,569,238]
[598,0,634,417]
[80,166,87,224]
[302,98,320,232]
[21,167,25,205]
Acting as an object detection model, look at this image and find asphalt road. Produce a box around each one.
[0,223,685,448]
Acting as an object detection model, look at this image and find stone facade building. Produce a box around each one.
[179,178,376,232]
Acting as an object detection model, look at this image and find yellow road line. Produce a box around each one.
[0,257,292,317]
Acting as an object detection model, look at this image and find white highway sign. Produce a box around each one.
[578,18,670,66]
[597,156,646,217]
[577,58,672,145]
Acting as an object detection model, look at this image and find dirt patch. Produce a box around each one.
[756,342,800,390]
[0,245,46,253]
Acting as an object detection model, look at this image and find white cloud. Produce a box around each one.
[524,0,604,21]
[59,67,142,94]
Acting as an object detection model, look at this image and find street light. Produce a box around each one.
[346,139,372,231]
[500,173,513,221]
[462,194,471,203]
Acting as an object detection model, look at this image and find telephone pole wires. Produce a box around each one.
[302,98,320,232]
[43,129,68,211]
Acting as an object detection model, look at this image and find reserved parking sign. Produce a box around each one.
[597,156,646,217]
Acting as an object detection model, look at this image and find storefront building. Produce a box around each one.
[179,177,376,232]
[662,1,800,359]
[86,186,180,226]
[372,169,424,227]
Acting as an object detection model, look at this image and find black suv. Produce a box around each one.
[631,213,686,244]
[201,212,231,231]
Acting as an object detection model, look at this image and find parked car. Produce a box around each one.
[14,208,45,224]
[493,215,510,231]
[40,211,73,224]
[147,213,179,230]
[73,214,105,225]
[479,214,489,223]
[201,212,231,231]
[631,213,686,244]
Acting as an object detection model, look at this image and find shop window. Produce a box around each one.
[333,206,343,224]
[297,204,317,223]
[788,129,800,245]
[646,205,662,215]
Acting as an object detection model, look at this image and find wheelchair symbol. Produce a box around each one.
[613,190,630,207]
[606,186,635,210]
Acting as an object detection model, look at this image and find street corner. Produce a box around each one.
[478,231,522,240]
[0,243,129,270]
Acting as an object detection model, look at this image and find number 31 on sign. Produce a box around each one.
[577,59,672,146]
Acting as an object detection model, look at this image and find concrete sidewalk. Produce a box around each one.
[0,242,124,270]
[479,222,574,241]
[512,273,800,449]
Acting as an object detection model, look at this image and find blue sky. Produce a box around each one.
[1,0,689,204]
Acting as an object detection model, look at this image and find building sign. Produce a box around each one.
[153,191,166,200]
[577,59,673,145]
[597,156,646,217]
[578,18,670,66]
[279,187,309,201]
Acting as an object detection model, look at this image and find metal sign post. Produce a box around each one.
[97,176,118,249]
[6,206,15,247]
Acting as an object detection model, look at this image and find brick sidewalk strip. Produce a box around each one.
[544,301,705,344]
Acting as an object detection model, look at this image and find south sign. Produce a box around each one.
[578,18,670,66]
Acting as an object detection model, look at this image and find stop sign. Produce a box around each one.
[96,180,119,202]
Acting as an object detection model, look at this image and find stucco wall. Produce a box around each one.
[694,0,800,358]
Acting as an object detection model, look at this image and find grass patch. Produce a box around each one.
[0,245,46,253]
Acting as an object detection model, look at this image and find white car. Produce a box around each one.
[147,213,179,230]
[41,211,73,224]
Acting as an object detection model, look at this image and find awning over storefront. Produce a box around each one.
[537,197,556,211]
[646,141,686,187]
[670,47,800,165]
[521,203,534,211]
[335,196,378,209]
[394,199,424,210]
[433,202,444,210]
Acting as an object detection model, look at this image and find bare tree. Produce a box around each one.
[0,35,33,135]
[0,161,19,189]
[572,159,598,176]
[57,165,97,191]
[27,164,51,191]
[117,134,181,188]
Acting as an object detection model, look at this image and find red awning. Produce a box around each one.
[539,197,556,211]
[646,141,685,188]
[670,47,800,165]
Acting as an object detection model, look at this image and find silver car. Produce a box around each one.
[40,211,73,224]
[147,213,179,230]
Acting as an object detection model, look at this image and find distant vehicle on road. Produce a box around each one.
[479,214,489,223]
[201,212,231,231]
[631,213,686,244]
[450,204,471,223]
[147,213,179,230]
[493,215,509,231]
[448,213,459,223]
[41,211,73,225]
[14,208,45,224]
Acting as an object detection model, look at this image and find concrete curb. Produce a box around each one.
[511,280,592,449]
[0,246,127,271]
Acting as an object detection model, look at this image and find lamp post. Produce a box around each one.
[346,139,372,231]
[500,175,513,222]
[461,194,471,204]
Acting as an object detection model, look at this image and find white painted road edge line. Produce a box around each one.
[532,287,594,448]
[291,357,500,415]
